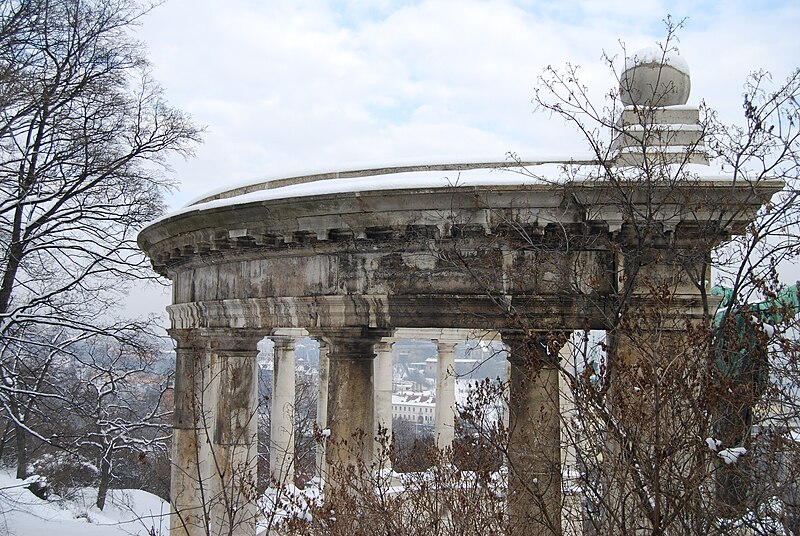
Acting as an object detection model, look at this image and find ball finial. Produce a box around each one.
[620,47,691,106]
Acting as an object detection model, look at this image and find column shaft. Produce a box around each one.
[504,331,564,536]
[313,327,391,493]
[210,333,260,536]
[315,342,329,480]
[435,340,458,450]
[271,335,296,486]
[373,340,394,464]
[503,358,511,431]
[328,355,374,468]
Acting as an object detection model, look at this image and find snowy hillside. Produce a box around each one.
[0,471,169,536]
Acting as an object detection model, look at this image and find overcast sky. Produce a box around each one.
[127,0,800,318]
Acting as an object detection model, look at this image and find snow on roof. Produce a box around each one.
[184,154,593,207]
[393,392,436,405]
[146,157,728,229]
[158,163,571,222]
[425,357,480,363]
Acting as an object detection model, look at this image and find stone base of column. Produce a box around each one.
[209,443,259,536]
[170,427,209,536]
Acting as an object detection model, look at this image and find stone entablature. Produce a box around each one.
[140,177,775,279]
[140,174,779,339]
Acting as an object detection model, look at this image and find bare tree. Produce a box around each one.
[518,19,800,534]
[0,0,200,481]
[68,336,172,510]
[329,19,800,536]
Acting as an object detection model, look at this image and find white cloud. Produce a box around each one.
[135,0,800,207]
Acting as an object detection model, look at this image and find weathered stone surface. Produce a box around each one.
[504,331,565,536]
[270,335,296,486]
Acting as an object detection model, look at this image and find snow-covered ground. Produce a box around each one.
[0,470,169,536]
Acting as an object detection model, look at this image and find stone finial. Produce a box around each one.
[620,46,691,107]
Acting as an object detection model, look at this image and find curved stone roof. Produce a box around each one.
[138,158,781,283]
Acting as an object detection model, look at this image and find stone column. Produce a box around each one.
[209,331,262,536]
[315,342,329,481]
[270,335,296,487]
[373,339,394,465]
[169,329,212,536]
[503,330,565,536]
[434,339,458,450]
[168,328,262,536]
[503,358,511,430]
[312,327,391,492]
[602,237,711,532]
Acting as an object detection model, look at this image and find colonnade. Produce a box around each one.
[269,328,505,481]
[169,326,567,536]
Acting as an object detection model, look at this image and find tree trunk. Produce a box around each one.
[96,455,111,510]
[0,420,11,462]
[15,421,27,479]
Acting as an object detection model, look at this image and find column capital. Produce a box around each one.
[502,330,569,367]
[210,329,266,353]
[309,327,394,360]
[168,328,211,350]
[374,339,395,354]
[169,328,265,353]
[434,339,459,353]
[271,334,297,353]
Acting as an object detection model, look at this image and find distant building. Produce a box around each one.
[392,391,436,429]
[391,379,504,433]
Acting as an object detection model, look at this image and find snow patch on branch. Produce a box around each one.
[705,437,722,452]
[718,446,747,465]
